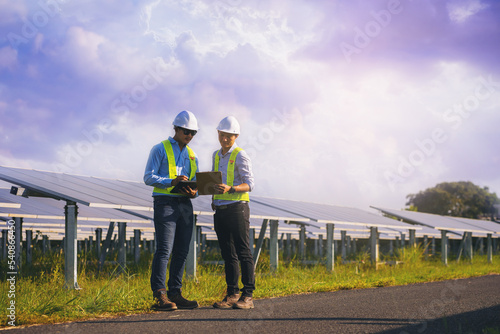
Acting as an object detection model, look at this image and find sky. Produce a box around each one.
[0,0,499,212]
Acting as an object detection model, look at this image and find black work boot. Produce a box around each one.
[152,289,177,311]
[213,294,240,309]
[169,293,199,309]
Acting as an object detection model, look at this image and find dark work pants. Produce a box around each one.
[214,201,255,297]
[150,196,194,297]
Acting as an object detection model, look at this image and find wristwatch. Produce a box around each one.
[228,186,236,194]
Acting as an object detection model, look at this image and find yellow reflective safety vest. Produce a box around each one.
[213,147,250,201]
[153,140,197,196]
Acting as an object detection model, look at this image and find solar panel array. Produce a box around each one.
[0,165,498,243]
[252,196,417,229]
[0,188,154,240]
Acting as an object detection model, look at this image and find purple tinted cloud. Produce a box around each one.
[1,0,499,209]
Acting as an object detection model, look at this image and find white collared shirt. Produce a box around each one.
[212,142,254,206]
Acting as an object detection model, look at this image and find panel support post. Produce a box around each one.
[117,222,127,271]
[196,225,201,256]
[370,227,379,265]
[318,234,324,258]
[249,228,255,255]
[13,217,22,272]
[134,229,141,264]
[286,233,292,259]
[477,237,484,255]
[25,230,32,265]
[347,236,352,256]
[466,232,473,262]
[99,223,115,270]
[269,220,279,272]
[409,229,416,248]
[341,230,347,261]
[299,226,306,261]
[486,233,492,263]
[456,233,466,263]
[2,229,7,260]
[95,228,102,259]
[423,235,429,259]
[201,233,207,257]
[64,201,79,289]
[326,223,335,272]
[186,215,197,280]
[253,219,268,270]
[42,235,49,255]
[441,230,448,266]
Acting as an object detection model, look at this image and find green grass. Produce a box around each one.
[1,248,499,328]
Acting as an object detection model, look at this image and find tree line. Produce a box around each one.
[406,181,499,220]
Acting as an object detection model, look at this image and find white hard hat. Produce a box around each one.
[216,116,240,135]
[172,110,199,131]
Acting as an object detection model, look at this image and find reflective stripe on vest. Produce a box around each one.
[213,147,250,201]
[153,140,196,196]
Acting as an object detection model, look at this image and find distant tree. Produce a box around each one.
[406,181,499,219]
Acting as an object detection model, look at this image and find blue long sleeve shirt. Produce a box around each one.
[144,137,199,197]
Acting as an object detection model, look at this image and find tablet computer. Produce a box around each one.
[170,180,197,193]
[195,171,222,195]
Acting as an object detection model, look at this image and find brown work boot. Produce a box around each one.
[213,294,240,309]
[152,289,177,311]
[169,293,199,309]
[233,296,254,309]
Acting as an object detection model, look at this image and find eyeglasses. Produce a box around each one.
[179,127,197,136]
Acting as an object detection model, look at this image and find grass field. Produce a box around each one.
[1,247,499,328]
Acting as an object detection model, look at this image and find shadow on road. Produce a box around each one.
[378,304,500,334]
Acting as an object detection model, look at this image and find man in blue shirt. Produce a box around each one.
[144,110,199,311]
[211,116,256,309]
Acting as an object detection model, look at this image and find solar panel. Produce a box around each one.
[252,196,419,229]
[449,216,500,235]
[0,197,20,208]
[0,166,151,210]
[372,207,497,236]
[192,195,312,222]
[0,188,151,224]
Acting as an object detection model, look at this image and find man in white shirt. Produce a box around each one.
[211,116,256,310]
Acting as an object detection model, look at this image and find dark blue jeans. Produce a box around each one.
[150,196,194,296]
[214,201,255,297]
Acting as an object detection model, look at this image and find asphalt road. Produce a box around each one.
[5,275,500,334]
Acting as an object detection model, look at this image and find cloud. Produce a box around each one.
[1,0,500,211]
[447,0,489,23]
